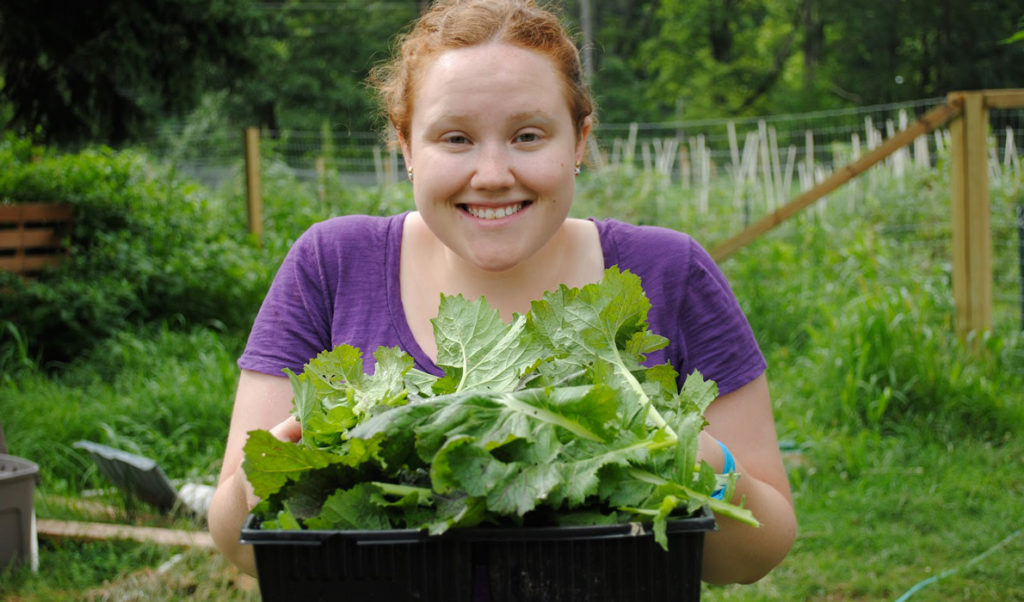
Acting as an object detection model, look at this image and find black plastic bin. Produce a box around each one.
[240,509,714,602]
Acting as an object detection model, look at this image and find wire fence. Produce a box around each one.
[137,97,1024,356]
[991,106,1024,345]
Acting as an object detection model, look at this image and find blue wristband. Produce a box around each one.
[718,440,735,473]
[711,440,735,500]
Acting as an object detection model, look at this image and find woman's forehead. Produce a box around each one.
[411,43,571,120]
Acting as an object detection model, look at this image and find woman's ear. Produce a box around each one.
[397,128,412,173]
[575,115,592,165]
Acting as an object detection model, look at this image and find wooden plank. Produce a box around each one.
[0,203,72,275]
[38,495,164,523]
[981,89,1024,110]
[37,519,215,548]
[0,203,73,222]
[0,228,64,249]
[710,100,962,261]
[21,204,73,222]
[0,204,28,220]
[0,255,62,271]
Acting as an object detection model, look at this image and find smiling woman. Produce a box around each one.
[207,0,796,588]
[398,41,595,300]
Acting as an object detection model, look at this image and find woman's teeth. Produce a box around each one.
[465,203,524,220]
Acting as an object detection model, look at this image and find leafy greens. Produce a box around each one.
[244,267,758,549]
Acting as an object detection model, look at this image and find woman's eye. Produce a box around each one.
[515,132,540,143]
[444,134,470,145]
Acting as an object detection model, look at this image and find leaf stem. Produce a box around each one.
[615,357,677,440]
[622,467,759,526]
[371,481,434,504]
[500,392,606,442]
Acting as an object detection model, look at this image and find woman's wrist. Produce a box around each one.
[711,439,735,500]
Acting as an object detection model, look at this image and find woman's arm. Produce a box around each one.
[698,373,797,584]
[208,370,298,576]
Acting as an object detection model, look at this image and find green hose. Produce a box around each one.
[893,527,1023,601]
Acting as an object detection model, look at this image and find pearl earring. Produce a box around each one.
[574,162,581,176]
[407,167,414,182]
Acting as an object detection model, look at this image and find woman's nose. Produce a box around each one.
[470,144,515,190]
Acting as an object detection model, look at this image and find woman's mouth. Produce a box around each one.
[461,202,528,220]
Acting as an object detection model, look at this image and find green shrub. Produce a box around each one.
[0,135,270,364]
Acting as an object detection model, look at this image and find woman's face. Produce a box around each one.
[401,42,589,273]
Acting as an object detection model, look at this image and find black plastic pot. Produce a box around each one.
[240,509,714,602]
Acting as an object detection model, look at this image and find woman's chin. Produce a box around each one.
[463,246,531,274]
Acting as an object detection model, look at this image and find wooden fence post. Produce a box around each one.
[244,127,263,244]
[1017,204,1024,331]
[948,91,992,339]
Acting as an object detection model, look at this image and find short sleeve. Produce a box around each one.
[596,218,765,397]
[238,225,334,377]
[674,240,766,396]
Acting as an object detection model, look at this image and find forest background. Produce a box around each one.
[2,0,1023,146]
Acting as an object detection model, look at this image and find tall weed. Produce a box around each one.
[0,320,37,384]
[0,325,243,491]
[799,283,1019,438]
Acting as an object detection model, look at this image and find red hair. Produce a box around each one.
[370,0,594,142]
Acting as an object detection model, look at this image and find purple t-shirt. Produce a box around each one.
[239,213,765,395]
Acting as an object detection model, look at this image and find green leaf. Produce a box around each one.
[432,295,544,393]
[306,483,392,530]
[286,367,317,429]
[430,435,516,497]
[426,494,488,533]
[548,448,632,508]
[680,370,719,413]
[243,429,342,499]
[301,344,412,417]
[243,428,384,500]
[528,267,673,434]
[303,404,357,447]
[412,386,617,472]
[276,507,303,530]
[486,462,562,516]
[303,343,364,395]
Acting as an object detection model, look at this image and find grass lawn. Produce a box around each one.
[705,435,1024,601]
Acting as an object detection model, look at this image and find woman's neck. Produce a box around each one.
[403,213,603,321]
[415,216,598,319]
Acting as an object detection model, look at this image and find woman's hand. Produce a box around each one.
[239,415,302,509]
[269,415,302,442]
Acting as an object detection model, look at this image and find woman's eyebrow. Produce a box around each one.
[421,110,555,133]
[507,110,554,124]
